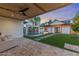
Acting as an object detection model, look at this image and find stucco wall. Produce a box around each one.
[62,26,71,34]
[0,17,23,38]
[52,27,55,33]
[46,26,71,34]
[48,27,52,33]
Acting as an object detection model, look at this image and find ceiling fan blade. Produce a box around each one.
[19,8,29,12]
[21,12,26,16]
[19,7,29,16]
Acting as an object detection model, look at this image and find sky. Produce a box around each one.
[38,3,79,23]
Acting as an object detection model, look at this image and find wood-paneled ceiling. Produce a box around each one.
[0,3,70,20]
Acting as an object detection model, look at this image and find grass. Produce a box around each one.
[39,33,79,48]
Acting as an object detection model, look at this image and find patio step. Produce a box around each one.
[0,38,79,56]
[0,39,18,53]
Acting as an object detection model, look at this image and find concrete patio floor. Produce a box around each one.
[0,38,79,56]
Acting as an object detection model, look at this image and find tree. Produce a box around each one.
[34,16,40,22]
[71,12,79,32]
[29,16,41,34]
[30,16,40,23]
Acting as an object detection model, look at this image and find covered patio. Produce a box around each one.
[0,3,78,56]
[0,3,70,38]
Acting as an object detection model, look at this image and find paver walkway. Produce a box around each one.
[35,34,54,40]
[0,37,79,56]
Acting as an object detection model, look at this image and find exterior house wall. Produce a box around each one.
[47,27,52,33]
[43,20,72,34]
[44,25,71,34]
[0,17,23,38]
[48,27,55,33]
[52,27,55,33]
[39,27,44,34]
[61,26,71,34]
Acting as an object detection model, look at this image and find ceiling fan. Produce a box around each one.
[19,8,29,16]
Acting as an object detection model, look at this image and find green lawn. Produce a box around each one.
[39,33,79,48]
